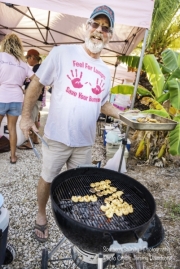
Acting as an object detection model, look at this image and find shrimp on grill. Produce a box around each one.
[71,196,79,202]
[105,209,114,219]
[90,195,98,202]
[84,195,91,202]
[100,203,110,212]
[105,179,111,184]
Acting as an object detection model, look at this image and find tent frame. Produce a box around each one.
[0,3,142,58]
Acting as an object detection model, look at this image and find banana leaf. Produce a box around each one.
[161,49,180,71]
[159,63,172,75]
[157,92,170,103]
[117,55,145,71]
[141,109,170,118]
[167,79,180,109]
[137,87,154,97]
[110,84,153,97]
[143,55,165,99]
[169,115,180,155]
[168,67,180,81]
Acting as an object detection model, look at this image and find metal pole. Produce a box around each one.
[107,58,119,122]
[48,236,66,259]
[118,29,149,173]
[111,63,117,88]
[130,29,149,109]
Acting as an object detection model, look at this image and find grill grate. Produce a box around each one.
[52,175,152,231]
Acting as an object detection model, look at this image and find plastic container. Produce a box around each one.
[0,115,26,146]
[103,125,121,147]
[106,142,121,151]
[106,143,129,163]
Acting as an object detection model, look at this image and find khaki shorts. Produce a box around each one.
[31,100,42,122]
[41,136,92,183]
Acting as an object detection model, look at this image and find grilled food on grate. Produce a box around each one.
[71,180,133,218]
[101,191,133,218]
[71,194,97,203]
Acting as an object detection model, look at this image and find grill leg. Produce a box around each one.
[97,253,103,269]
[48,236,66,259]
[41,249,48,269]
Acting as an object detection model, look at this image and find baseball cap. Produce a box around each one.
[26,49,40,58]
[90,5,115,28]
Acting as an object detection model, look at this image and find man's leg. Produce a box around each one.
[34,138,72,241]
[35,176,50,240]
[67,146,92,169]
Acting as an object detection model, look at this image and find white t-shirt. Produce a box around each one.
[0,52,34,102]
[36,45,111,147]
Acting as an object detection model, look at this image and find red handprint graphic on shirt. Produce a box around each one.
[67,69,83,88]
[92,79,105,95]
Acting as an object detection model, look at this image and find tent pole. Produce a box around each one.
[112,63,117,88]
[118,29,149,173]
[106,58,119,122]
[109,58,119,102]
[130,29,149,110]
[108,63,117,104]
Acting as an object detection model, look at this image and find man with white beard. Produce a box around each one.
[20,5,122,242]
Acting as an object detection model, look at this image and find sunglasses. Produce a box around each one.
[88,20,112,33]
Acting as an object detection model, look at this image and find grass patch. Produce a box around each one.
[164,200,180,219]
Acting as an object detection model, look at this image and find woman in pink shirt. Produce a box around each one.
[0,33,34,164]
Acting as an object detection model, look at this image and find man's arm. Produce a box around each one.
[101,101,139,120]
[20,75,44,138]
[101,101,121,119]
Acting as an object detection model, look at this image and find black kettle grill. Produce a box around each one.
[41,167,164,269]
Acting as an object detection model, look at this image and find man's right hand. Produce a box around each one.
[19,117,39,139]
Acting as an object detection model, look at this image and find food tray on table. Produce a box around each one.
[119,112,177,131]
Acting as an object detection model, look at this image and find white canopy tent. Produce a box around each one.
[0,0,154,83]
[0,0,155,172]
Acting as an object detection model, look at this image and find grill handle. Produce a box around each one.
[109,238,148,254]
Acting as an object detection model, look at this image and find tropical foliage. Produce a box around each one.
[110,0,180,163]
[134,0,180,59]
[111,49,180,158]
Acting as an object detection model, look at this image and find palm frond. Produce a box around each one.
[147,0,180,49]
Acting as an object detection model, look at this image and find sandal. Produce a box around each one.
[34,222,48,243]
[17,142,32,150]
[10,157,17,164]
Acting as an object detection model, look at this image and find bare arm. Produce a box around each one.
[101,101,139,120]
[20,75,44,138]
[101,101,121,119]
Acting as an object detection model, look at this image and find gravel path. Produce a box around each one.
[0,94,180,268]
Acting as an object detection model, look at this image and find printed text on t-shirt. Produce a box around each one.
[73,61,105,80]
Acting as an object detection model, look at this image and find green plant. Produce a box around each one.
[113,49,180,156]
[164,200,180,220]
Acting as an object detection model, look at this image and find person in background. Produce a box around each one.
[19,5,123,242]
[18,49,45,149]
[0,33,34,164]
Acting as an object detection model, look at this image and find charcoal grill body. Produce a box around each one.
[51,167,156,253]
